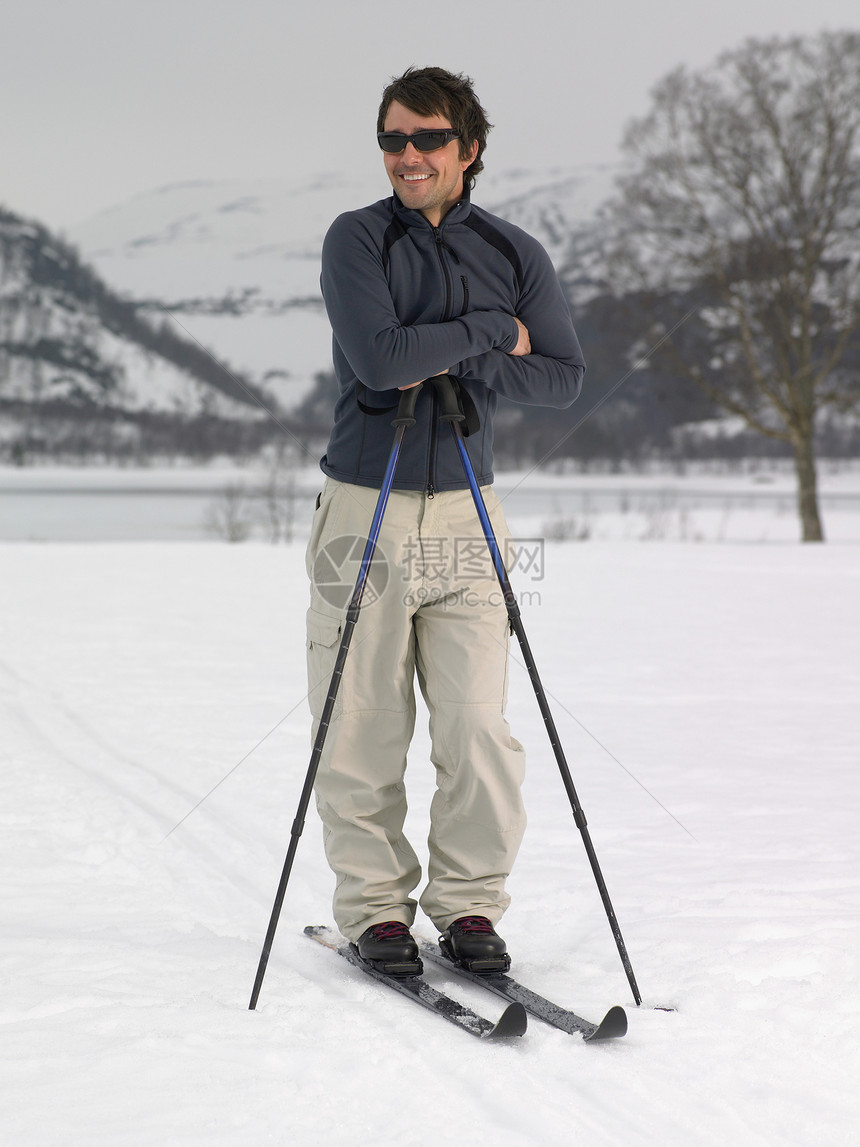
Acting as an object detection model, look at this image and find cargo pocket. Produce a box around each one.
[306,608,344,721]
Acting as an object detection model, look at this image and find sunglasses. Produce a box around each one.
[377,129,461,154]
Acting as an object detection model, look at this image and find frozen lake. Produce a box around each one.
[1,463,859,543]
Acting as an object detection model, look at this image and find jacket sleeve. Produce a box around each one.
[321,211,520,391]
[455,232,585,409]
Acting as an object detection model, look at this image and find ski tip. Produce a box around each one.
[586,1004,628,1041]
[304,924,340,951]
[488,1001,528,1039]
[304,924,332,941]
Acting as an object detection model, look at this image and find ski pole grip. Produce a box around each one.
[431,374,465,423]
[392,382,423,427]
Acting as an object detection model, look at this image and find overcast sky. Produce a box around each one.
[2,0,858,233]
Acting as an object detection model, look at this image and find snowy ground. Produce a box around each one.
[2,538,859,1145]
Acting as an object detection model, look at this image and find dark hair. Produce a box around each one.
[377,66,493,189]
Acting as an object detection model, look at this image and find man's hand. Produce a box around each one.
[398,368,449,391]
[509,317,531,356]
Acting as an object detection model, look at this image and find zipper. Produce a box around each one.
[461,274,470,313]
[428,226,456,498]
[434,227,454,321]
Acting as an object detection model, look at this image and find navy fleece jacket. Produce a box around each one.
[319,189,585,491]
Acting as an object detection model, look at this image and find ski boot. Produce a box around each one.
[353,921,423,977]
[440,916,511,974]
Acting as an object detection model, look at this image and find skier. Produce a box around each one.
[307,66,585,976]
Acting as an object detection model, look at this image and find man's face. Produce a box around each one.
[382,100,478,227]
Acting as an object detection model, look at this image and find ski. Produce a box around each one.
[304,926,527,1040]
[418,940,627,1041]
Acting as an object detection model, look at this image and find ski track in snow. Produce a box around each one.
[1,541,859,1146]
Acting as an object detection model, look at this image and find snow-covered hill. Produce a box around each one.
[0,209,269,422]
[2,167,619,464]
[69,166,617,409]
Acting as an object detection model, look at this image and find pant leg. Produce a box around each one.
[306,479,424,941]
[412,487,527,931]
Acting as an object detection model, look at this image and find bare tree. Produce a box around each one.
[606,31,860,541]
[204,484,254,542]
[260,441,300,543]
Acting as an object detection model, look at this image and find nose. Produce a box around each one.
[402,141,424,162]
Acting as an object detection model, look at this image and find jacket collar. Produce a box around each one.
[392,184,473,230]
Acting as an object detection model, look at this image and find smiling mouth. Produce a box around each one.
[400,173,433,182]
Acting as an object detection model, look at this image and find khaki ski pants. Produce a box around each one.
[305,477,526,942]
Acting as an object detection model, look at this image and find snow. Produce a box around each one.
[2,536,859,1145]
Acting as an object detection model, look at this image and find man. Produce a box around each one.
[307,67,584,976]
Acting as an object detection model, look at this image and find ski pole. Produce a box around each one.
[249,383,424,1010]
[432,375,643,1006]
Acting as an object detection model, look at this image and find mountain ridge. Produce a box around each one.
[2,165,627,464]
[64,165,617,409]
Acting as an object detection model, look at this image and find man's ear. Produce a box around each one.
[462,139,479,170]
